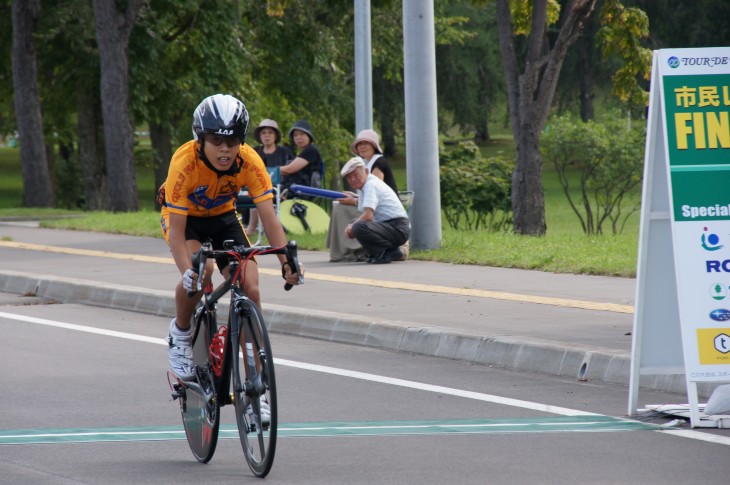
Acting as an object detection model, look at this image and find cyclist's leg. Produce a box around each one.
[241,261,261,309]
[175,290,221,463]
[165,212,218,332]
[173,239,216,331]
[246,208,259,236]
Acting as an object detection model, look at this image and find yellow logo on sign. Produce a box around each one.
[697,328,730,364]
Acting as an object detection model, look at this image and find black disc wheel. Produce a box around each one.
[233,302,277,477]
[180,309,220,463]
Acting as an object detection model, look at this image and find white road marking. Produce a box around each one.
[3,310,730,446]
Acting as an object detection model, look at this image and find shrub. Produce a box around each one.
[541,113,644,235]
[439,141,512,231]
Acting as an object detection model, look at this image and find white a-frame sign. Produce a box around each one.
[630,47,730,427]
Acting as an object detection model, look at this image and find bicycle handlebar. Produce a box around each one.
[188,240,304,296]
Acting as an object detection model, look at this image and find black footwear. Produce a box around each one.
[366,252,384,264]
[385,247,404,262]
[367,251,394,264]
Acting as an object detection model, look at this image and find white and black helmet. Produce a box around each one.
[192,94,250,142]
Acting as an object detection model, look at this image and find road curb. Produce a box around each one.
[0,269,699,396]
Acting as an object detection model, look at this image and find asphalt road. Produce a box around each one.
[2,295,728,484]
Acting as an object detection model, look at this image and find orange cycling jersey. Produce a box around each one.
[163,140,273,218]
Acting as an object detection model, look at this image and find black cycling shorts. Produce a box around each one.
[185,211,250,271]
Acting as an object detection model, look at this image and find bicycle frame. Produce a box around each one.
[170,240,302,476]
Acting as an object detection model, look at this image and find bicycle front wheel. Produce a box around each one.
[232,300,277,477]
[180,307,220,463]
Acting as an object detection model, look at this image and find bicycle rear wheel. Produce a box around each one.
[232,300,277,477]
[179,307,220,463]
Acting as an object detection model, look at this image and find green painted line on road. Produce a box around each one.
[0,416,664,445]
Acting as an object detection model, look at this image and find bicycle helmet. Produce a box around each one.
[192,94,250,142]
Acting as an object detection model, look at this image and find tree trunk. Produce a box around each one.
[513,125,546,235]
[93,0,143,212]
[475,87,491,143]
[11,0,54,208]
[78,87,108,210]
[495,0,597,235]
[373,66,398,158]
[475,65,491,143]
[578,52,595,122]
[149,122,172,210]
[380,115,397,158]
[576,0,603,121]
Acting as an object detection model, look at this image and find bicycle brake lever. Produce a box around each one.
[284,241,303,291]
[187,247,207,297]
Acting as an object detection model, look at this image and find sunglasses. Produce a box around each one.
[204,134,241,147]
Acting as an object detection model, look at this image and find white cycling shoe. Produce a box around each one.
[246,395,271,427]
[167,319,195,380]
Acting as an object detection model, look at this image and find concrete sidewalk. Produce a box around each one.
[0,222,689,396]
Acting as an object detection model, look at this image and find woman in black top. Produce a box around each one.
[351,129,397,194]
[253,118,293,168]
[245,119,293,235]
[280,120,324,199]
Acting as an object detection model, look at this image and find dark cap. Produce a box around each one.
[288,119,315,144]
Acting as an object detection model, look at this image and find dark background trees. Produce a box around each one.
[11,0,53,208]
[2,0,730,232]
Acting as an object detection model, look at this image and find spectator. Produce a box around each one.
[253,118,293,168]
[245,119,293,235]
[340,157,410,264]
[352,129,398,193]
[279,119,323,198]
[327,129,401,262]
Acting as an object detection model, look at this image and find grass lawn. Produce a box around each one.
[0,137,641,277]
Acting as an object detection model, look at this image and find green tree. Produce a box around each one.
[11,0,54,207]
[440,141,512,231]
[541,113,644,234]
[494,0,591,235]
[372,1,405,156]
[93,0,144,212]
[493,0,649,236]
[37,0,106,209]
[596,1,651,112]
[130,0,259,206]
[633,0,730,49]
[0,1,14,136]
[554,0,650,121]
[244,0,367,184]
[436,1,504,143]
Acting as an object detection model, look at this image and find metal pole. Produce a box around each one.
[403,0,441,249]
[354,0,373,134]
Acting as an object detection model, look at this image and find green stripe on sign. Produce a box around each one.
[671,164,730,172]
[0,416,664,445]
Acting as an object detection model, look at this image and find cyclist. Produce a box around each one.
[159,94,302,383]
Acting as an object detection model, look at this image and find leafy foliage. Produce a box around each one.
[541,113,644,235]
[439,141,512,231]
[435,2,504,142]
[509,0,561,35]
[597,1,652,112]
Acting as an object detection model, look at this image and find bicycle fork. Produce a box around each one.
[231,297,269,432]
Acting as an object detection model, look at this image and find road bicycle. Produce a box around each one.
[168,240,303,477]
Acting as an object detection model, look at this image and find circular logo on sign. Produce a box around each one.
[711,283,728,300]
[702,227,724,251]
[668,56,680,68]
